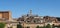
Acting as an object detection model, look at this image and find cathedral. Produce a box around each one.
[0,10,60,28]
[17,10,60,28]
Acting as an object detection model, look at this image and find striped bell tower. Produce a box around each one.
[29,9,32,16]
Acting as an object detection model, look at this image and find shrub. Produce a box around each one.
[36,26,40,28]
[0,23,5,28]
[17,24,23,28]
[26,26,30,28]
[45,24,51,28]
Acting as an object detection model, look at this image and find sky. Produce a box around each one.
[0,0,60,18]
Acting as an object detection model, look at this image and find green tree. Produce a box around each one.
[43,26,46,28]
[17,22,23,28]
[52,24,54,28]
[36,26,40,28]
[0,23,5,28]
[46,24,51,28]
[17,24,23,28]
[26,26,30,28]
[39,27,43,28]
[36,25,46,28]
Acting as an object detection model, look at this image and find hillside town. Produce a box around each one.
[0,10,60,28]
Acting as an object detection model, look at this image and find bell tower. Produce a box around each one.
[29,9,32,16]
[30,10,32,15]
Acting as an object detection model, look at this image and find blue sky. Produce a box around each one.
[0,0,60,18]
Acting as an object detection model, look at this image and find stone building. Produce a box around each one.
[17,10,45,28]
[0,11,12,21]
[0,10,60,28]
[0,11,18,28]
[17,10,60,28]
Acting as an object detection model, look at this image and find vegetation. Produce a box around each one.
[45,24,51,28]
[36,26,40,28]
[36,26,45,28]
[26,26,30,28]
[36,24,51,28]
[17,24,23,28]
[17,22,23,28]
[52,24,60,28]
[0,23,6,28]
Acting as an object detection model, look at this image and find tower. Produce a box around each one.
[29,9,32,16]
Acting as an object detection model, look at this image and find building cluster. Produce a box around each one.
[0,11,17,28]
[0,10,60,28]
[17,10,60,28]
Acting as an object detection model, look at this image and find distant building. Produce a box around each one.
[0,10,60,28]
[0,11,12,22]
[17,10,45,28]
[0,11,17,28]
[17,10,60,28]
